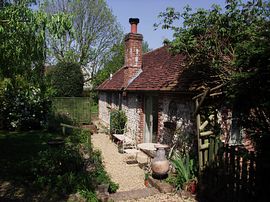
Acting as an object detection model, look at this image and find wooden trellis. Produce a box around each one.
[193,84,223,172]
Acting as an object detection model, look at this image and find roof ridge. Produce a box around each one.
[142,45,167,56]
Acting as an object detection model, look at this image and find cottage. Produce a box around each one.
[97,18,199,145]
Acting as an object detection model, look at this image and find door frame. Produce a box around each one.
[143,95,158,143]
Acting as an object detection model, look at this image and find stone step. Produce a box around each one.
[108,187,159,201]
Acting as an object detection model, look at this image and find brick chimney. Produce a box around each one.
[123,18,143,87]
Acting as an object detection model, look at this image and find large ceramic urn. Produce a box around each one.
[151,144,170,176]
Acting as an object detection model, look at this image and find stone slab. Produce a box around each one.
[108,188,159,201]
[148,176,174,193]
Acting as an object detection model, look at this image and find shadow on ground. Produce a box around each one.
[0,131,66,201]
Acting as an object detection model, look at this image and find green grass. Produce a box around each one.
[91,104,98,114]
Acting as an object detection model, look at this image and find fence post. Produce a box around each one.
[196,99,203,173]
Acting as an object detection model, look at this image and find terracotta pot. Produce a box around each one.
[184,180,197,194]
[151,144,169,176]
[144,180,149,187]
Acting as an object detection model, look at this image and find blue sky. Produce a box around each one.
[106,0,226,49]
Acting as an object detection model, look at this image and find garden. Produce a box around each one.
[1,0,269,201]
[0,128,118,201]
[0,1,118,201]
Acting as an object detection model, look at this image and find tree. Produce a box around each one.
[155,0,270,134]
[0,1,46,81]
[48,62,84,97]
[142,41,152,53]
[0,2,72,129]
[41,0,123,77]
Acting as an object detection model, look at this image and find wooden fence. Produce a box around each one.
[199,144,269,202]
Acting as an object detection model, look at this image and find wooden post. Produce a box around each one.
[196,99,203,172]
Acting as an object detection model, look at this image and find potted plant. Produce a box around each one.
[171,154,197,194]
[144,172,150,187]
[183,178,197,194]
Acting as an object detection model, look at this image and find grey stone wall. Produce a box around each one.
[99,91,196,151]
[98,92,110,127]
[158,95,196,155]
[122,93,141,142]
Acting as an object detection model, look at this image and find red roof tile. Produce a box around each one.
[97,46,200,92]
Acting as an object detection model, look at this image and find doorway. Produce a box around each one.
[144,96,158,143]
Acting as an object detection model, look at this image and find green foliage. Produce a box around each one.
[79,190,98,202]
[108,181,119,193]
[142,41,152,53]
[0,2,74,130]
[0,77,51,130]
[48,62,84,97]
[0,129,118,200]
[144,172,150,180]
[0,2,46,81]
[46,112,76,133]
[33,129,119,196]
[171,154,196,190]
[110,110,127,134]
[156,0,270,134]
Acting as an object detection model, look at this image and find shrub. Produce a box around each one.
[110,110,127,134]
[47,62,84,97]
[0,77,51,130]
[32,128,119,197]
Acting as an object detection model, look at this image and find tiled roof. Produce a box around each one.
[97,46,202,92]
[97,66,125,91]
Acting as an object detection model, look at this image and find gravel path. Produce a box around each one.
[91,132,194,201]
[91,132,145,192]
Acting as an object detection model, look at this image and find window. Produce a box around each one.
[168,100,177,121]
[106,93,112,106]
[113,93,119,106]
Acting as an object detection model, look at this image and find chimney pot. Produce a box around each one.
[129,18,139,33]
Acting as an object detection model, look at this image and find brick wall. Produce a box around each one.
[123,33,143,88]
[124,33,143,68]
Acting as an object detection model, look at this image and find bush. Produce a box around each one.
[110,110,127,134]
[32,128,119,197]
[47,62,84,97]
[0,77,51,130]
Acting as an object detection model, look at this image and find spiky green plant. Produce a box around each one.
[171,154,196,190]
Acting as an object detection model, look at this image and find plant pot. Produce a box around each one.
[184,180,197,194]
[144,180,149,187]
